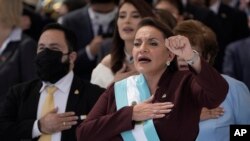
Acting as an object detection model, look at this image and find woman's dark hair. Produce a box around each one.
[111,0,156,73]
[41,23,77,52]
[137,17,178,72]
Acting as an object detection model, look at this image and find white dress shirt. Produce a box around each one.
[88,7,117,36]
[85,7,117,60]
[32,71,74,140]
[209,0,221,14]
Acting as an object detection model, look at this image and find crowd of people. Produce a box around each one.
[0,0,249,141]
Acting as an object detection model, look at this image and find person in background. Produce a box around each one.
[0,0,37,110]
[76,17,228,141]
[0,23,105,141]
[173,19,250,141]
[60,0,118,81]
[55,0,86,23]
[202,0,249,72]
[90,0,156,88]
[238,0,250,28]
[222,36,250,90]
[22,2,47,41]
[222,0,240,8]
[154,8,177,29]
[154,0,184,22]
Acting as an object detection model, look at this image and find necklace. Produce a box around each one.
[124,48,134,64]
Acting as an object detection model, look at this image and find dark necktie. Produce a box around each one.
[98,25,103,36]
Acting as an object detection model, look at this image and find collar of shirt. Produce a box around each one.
[0,27,22,55]
[209,0,220,14]
[88,7,117,25]
[40,71,74,94]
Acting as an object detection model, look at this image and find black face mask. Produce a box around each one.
[35,48,70,83]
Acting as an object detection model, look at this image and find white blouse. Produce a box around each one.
[91,63,114,88]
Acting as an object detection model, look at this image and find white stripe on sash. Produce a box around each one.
[127,76,148,141]
[114,74,160,141]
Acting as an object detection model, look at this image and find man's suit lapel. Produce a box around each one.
[21,81,42,119]
[65,76,82,112]
[62,76,85,141]
[30,82,43,117]
[0,42,18,68]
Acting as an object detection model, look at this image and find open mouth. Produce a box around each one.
[138,56,151,63]
[123,27,134,32]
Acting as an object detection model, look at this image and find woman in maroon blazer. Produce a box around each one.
[76,18,228,141]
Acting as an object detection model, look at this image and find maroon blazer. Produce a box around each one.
[76,60,228,141]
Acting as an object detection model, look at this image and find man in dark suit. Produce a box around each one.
[211,0,249,72]
[0,23,105,141]
[223,36,250,90]
[60,0,118,81]
[204,0,249,72]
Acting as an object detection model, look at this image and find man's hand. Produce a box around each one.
[88,36,104,56]
[39,108,78,134]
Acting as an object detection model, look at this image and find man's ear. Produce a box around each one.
[69,51,77,64]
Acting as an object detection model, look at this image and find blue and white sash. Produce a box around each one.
[114,74,160,141]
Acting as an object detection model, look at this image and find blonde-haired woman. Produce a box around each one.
[0,0,37,109]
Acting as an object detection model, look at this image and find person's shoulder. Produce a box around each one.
[13,79,40,88]
[222,75,243,85]
[222,74,249,92]
[61,6,88,21]
[101,54,111,68]
[229,37,250,48]
[73,76,105,92]
[20,33,37,48]
[10,79,41,93]
[220,3,241,14]
[9,29,36,46]
[21,33,35,42]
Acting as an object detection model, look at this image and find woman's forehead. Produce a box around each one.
[135,26,163,39]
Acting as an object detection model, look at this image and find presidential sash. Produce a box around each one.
[114,74,160,141]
